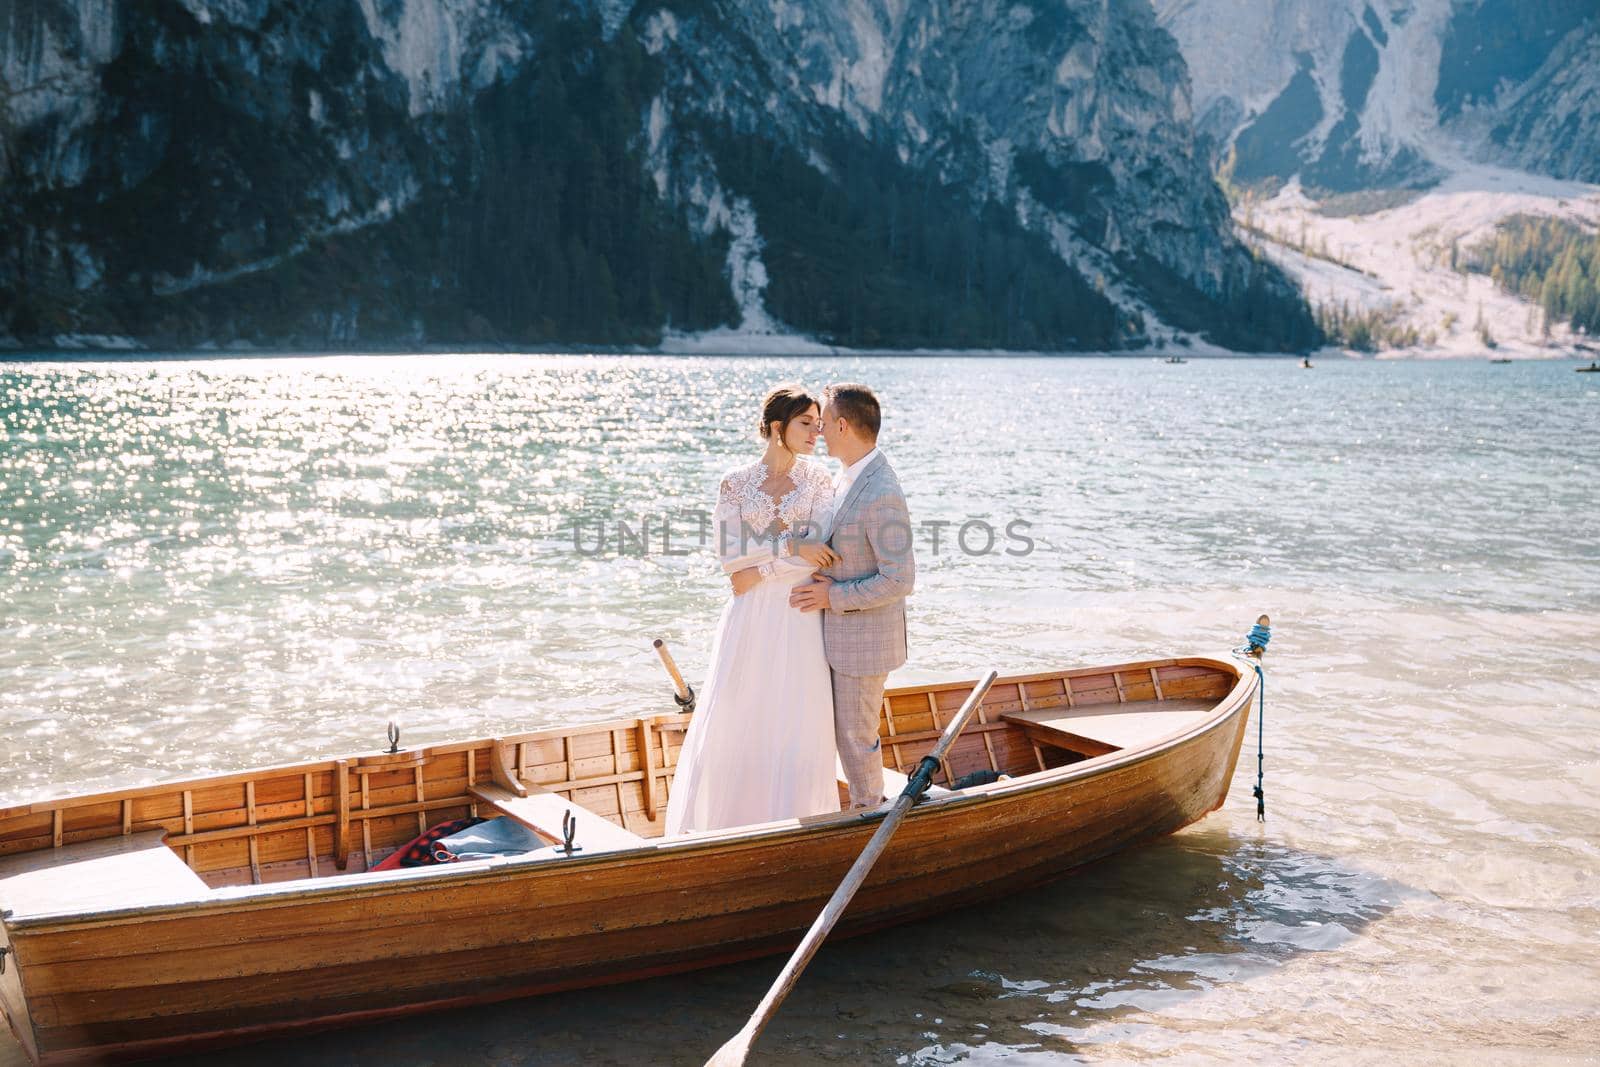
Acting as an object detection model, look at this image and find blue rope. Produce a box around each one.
[1249,660,1266,821]
[1236,622,1271,822]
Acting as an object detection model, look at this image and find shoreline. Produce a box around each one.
[2,344,1595,363]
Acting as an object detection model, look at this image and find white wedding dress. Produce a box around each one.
[664,456,842,835]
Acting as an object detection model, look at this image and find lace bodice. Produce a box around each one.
[713,456,834,572]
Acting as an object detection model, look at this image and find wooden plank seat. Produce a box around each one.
[0,831,209,920]
[1002,697,1218,756]
[468,782,645,854]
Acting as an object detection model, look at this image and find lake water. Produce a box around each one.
[1,354,1596,1064]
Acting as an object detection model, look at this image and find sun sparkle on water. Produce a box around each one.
[1,354,1597,1065]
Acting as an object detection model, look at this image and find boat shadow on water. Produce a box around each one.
[152,826,1401,1066]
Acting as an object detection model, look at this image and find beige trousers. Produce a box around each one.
[832,670,888,808]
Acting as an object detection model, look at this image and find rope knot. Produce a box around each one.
[1246,622,1271,655]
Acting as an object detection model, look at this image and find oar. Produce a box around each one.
[706,668,1001,1067]
[653,638,696,713]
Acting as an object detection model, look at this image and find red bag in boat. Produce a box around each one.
[369,816,485,871]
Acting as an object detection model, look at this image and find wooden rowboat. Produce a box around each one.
[0,654,1258,1065]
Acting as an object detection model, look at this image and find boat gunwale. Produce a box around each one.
[2,653,1255,932]
[0,656,1219,819]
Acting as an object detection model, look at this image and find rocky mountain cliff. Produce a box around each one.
[1155,0,1600,357]
[1480,15,1600,184]
[0,0,1318,352]
[1157,0,1599,191]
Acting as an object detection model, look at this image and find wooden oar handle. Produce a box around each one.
[706,668,1000,1066]
[653,639,694,708]
[900,670,1000,800]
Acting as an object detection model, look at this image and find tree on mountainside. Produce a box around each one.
[1463,215,1600,335]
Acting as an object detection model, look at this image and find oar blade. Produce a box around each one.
[705,1026,755,1067]
[700,669,1001,1066]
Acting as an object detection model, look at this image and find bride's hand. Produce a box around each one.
[729,566,762,597]
[794,541,839,569]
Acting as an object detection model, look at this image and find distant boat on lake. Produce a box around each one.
[1164,356,1187,364]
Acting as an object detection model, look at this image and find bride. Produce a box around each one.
[664,385,843,835]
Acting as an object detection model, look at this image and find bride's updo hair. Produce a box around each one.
[758,383,818,447]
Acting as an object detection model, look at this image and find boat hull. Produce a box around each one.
[2,658,1255,1064]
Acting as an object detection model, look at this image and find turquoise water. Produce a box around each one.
[1,354,1597,1064]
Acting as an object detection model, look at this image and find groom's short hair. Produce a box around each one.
[825,383,881,439]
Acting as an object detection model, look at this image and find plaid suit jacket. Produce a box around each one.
[823,452,914,676]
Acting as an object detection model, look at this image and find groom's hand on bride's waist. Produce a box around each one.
[789,574,833,613]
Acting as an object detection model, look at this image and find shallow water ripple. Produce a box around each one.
[1,354,1597,1064]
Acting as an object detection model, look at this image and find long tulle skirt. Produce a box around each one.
[664,566,840,834]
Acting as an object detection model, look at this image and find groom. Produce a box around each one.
[790,383,915,810]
